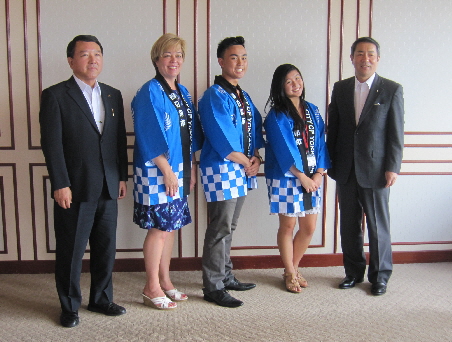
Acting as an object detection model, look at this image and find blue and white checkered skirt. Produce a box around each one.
[266,177,322,217]
[200,162,251,202]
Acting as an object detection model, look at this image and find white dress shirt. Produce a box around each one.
[73,75,105,133]
[354,73,376,125]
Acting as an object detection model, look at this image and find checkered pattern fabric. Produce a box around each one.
[133,163,183,205]
[266,177,321,214]
[200,162,248,202]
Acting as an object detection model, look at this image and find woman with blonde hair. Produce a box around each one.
[131,33,202,309]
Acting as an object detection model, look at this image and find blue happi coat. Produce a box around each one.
[198,84,264,202]
[264,102,331,213]
[132,78,202,205]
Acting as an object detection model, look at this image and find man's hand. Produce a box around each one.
[54,187,72,209]
[118,181,127,199]
[385,171,398,188]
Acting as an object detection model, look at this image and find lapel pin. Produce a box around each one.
[374,103,380,106]
[108,94,111,97]
[112,108,115,116]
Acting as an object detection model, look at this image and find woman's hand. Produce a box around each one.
[311,169,325,188]
[244,156,260,177]
[299,174,318,193]
[163,172,179,197]
[152,154,179,197]
[290,165,319,193]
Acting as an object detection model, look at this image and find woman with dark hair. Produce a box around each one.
[264,64,331,293]
[131,33,202,309]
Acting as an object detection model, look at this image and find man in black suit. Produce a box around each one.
[327,37,404,296]
[39,35,128,327]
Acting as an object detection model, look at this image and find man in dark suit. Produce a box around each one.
[39,35,128,327]
[327,37,404,296]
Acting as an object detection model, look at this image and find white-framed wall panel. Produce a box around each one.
[0,0,450,270]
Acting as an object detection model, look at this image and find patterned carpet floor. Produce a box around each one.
[1,263,451,341]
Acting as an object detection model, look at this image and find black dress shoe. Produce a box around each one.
[224,277,256,291]
[60,311,79,328]
[203,289,244,308]
[87,302,126,316]
[371,282,387,296]
[338,276,364,289]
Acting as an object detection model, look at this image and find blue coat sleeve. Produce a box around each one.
[132,80,169,164]
[198,86,243,159]
[264,110,304,174]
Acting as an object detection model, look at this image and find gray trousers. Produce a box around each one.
[202,196,246,293]
[337,173,392,284]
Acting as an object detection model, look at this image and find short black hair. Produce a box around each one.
[66,35,103,58]
[217,36,245,58]
[351,37,380,56]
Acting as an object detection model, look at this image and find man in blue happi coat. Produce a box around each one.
[198,36,264,307]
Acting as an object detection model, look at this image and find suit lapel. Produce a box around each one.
[357,74,382,127]
[66,76,100,133]
[344,77,356,126]
[100,83,113,135]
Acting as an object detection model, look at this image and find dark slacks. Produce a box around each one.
[202,196,246,293]
[54,188,118,313]
[337,172,392,284]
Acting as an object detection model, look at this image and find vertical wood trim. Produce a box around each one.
[13,165,20,260]
[333,192,339,254]
[326,0,332,121]
[322,0,333,250]
[206,0,210,88]
[321,178,328,249]
[339,0,344,81]
[29,164,38,260]
[176,0,182,256]
[356,0,360,38]
[23,0,34,149]
[0,177,8,253]
[193,0,199,257]
[36,0,42,96]
[0,165,21,259]
[194,172,199,258]
[176,0,180,36]
[2,0,15,150]
[163,0,167,33]
[43,176,51,253]
[193,0,198,102]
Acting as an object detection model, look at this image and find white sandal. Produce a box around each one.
[142,293,177,310]
[164,288,188,301]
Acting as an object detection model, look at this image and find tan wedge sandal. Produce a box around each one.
[283,272,302,293]
[296,270,308,288]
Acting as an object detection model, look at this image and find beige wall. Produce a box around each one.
[1,0,451,270]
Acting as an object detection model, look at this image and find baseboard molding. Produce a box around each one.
[1,250,451,274]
